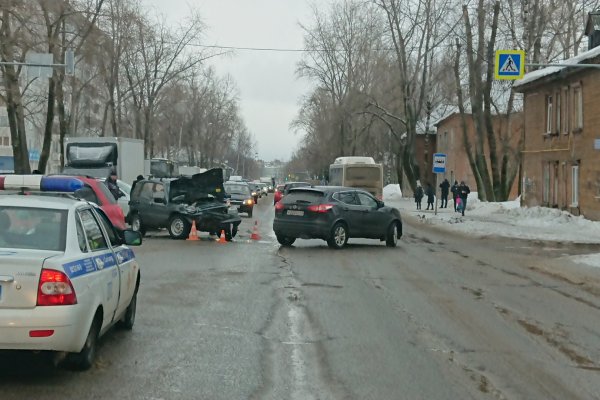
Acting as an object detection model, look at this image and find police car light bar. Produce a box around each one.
[0,175,84,192]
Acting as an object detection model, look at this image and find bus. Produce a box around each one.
[328,156,384,199]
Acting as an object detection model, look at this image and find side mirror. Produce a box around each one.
[378,200,385,208]
[123,229,142,246]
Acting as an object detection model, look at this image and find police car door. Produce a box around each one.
[77,208,120,328]
[94,208,137,319]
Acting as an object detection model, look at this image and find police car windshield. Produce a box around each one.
[0,206,67,251]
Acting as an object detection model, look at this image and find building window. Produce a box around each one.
[545,95,553,134]
[2,137,9,147]
[562,87,569,134]
[555,92,561,134]
[543,162,550,204]
[573,85,583,131]
[571,164,579,207]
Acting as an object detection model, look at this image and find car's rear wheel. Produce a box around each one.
[130,213,146,236]
[118,292,137,330]
[66,315,100,370]
[276,234,296,246]
[386,221,401,247]
[327,222,348,249]
[168,215,191,239]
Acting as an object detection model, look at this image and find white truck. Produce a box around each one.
[63,137,145,184]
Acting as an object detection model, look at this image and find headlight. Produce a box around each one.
[244,199,254,205]
[252,192,257,196]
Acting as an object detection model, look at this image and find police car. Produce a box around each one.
[0,175,142,370]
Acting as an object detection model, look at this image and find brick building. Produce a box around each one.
[435,113,521,199]
[513,17,600,219]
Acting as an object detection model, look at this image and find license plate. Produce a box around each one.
[287,210,304,216]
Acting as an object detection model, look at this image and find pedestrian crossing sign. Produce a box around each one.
[495,50,525,80]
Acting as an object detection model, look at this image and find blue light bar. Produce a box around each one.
[40,176,84,192]
[0,175,84,192]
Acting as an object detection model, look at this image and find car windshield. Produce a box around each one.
[225,184,250,195]
[0,206,67,251]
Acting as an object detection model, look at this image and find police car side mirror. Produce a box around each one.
[123,229,142,246]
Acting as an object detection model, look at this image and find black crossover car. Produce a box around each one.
[129,168,241,240]
[224,181,254,217]
[273,186,402,249]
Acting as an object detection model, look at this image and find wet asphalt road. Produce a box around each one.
[2,195,600,399]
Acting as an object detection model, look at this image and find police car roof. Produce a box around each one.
[0,194,85,210]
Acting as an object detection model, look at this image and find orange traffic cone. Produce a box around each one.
[187,220,199,241]
[250,221,261,241]
[218,229,227,244]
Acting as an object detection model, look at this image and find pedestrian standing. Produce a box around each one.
[439,178,450,208]
[131,174,144,193]
[425,183,435,210]
[451,180,459,211]
[414,183,424,210]
[458,180,471,216]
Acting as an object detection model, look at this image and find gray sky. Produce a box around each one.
[144,0,319,161]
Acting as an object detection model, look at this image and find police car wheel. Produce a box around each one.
[119,293,137,330]
[67,317,100,370]
[168,215,191,240]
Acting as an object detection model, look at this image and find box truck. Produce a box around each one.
[63,137,145,184]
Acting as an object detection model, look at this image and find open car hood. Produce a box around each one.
[169,168,225,203]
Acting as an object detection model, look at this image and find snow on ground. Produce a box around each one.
[383,184,402,201]
[386,193,600,269]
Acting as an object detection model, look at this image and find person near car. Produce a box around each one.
[425,183,435,210]
[131,174,144,193]
[105,170,122,201]
[458,180,471,216]
[414,183,424,210]
[439,178,450,208]
[451,180,459,211]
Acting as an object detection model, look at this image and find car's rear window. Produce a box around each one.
[0,206,68,251]
[283,190,326,204]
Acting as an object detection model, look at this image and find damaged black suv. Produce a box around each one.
[129,168,242,240]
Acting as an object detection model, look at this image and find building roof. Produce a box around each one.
[513,45,600,90]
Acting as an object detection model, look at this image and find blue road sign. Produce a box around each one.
[495,50,525,80]
[433,153,446,174]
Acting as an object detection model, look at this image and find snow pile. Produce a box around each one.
[383,184,402,201]
[571,254,600,269]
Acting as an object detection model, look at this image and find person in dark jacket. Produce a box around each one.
[425,183,435,210]
[439,178,450,208]
[451,180,459,211]
[414,183,424,210]
[458,180,471,216]
[131,174,144,194]
[105,170,122,201]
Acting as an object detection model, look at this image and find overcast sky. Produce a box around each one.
[143,0,321,162]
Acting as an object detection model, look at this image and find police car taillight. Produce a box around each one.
[37,269,78,306]
[0,175,84,192]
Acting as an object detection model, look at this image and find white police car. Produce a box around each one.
[0,175,142,370]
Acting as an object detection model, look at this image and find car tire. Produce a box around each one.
[276,234,296,246]
[167,214,191,240]
[248,208,253,218]
[385,221,401,248]
[118,292,137,330]
[66,315,100,370]
[130,213,146,236]
[327,222,348,249]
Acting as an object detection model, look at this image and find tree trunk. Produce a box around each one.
[38,73,57,173]
[4,66,30,174]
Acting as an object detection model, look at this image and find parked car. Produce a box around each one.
[273,184,285,205]
[128,168,242,240]
[63,176,127,230]
[224,181,254,217]
[273,186,402,249]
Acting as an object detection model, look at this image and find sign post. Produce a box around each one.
[432,153,447,216]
